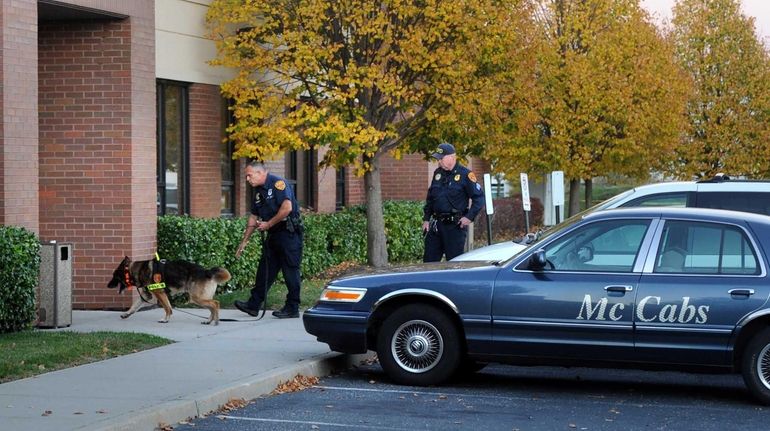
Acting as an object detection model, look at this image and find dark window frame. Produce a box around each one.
[220,101,236,217]
[336,167,346,210]
[156,79,190,216]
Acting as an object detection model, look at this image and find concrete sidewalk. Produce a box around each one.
[0,309,369,431]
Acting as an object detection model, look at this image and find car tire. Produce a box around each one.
[376,304,461,386]
[741,328,770,405]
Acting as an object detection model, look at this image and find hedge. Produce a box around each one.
[0,226,40,333]
[157,200,426,292]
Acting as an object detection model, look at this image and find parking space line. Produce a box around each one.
[312,385,739,410]
[217,415,409,430]
[313,385,536,401]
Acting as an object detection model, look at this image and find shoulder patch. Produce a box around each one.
[275,180,286,191]
[468,172,477,183]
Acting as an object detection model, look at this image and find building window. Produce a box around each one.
[221,102,236,217]
[336,167,346,210]
[157,80,189,215]
[286,149,317,209]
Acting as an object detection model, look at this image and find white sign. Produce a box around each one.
[483,173,494,215]
[520,173,531,211]
[551,171,565,206]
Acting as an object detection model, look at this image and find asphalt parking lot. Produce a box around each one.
[174,362,769,431]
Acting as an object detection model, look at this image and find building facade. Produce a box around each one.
[0,0,487,311]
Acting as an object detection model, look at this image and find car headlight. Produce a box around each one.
[319,286,367,303]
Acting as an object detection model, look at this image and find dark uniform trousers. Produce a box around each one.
[424,220,466,262]
[249,228,302,311]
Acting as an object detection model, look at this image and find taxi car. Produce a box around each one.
[304,207,770,404]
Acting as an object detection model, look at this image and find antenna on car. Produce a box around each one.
[697,173,731,183]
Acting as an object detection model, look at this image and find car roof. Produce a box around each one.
[584,206,770,226]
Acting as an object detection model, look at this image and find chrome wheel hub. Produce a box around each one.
[391,320,443,373]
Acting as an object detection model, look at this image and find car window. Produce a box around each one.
[620,192,688,208]
[654,220,759,275]
[696,192,770,216]
[544,219,650,272]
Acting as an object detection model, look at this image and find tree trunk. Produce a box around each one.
[568,178,581,217]
[584,177,593,209]
[364,155,389,267]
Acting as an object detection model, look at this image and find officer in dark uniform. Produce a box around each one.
[235,161,303,318]
[423,143,485,262]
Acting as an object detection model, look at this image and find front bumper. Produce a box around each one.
[302,307,370,354]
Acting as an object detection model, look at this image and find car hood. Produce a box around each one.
[450,241,527,262]
[329,260,496,286]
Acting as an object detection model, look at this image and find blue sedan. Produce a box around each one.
[304,207,770,404]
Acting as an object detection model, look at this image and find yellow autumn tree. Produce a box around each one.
[486,0,689,215]
[671,0,770,178]
[206,0,530,266]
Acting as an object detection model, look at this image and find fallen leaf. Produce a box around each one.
[218,398,248,413]
[271,375,320,395]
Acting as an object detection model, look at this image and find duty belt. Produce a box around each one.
[433,213,460,223]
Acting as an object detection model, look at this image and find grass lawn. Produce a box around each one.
[0,331,172,383]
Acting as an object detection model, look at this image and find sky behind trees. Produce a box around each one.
[641,0,769,42]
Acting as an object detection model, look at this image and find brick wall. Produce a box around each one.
[380,153,431,201]
[1,0,39,231]
[0,3,4,226]
[315,147,337,213]
[188,83,223,218]
[345,166,365,206]
[37,2,155,310]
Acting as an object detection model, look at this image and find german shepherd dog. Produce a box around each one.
[107,256,231,325]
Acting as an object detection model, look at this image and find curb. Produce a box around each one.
[82,352,374,431]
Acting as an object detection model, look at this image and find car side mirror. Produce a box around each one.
[529,249,547,270]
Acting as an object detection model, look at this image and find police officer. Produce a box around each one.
[235,161,303,318]
[422,143,484,262]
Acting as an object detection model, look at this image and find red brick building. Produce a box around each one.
[0,0,487,311]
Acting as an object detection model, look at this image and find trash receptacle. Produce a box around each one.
[38,242,72,328]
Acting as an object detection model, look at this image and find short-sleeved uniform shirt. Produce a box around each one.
[423,164,484,221]
[251,173,300,230]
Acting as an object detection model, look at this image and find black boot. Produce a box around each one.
[272,305,299,319]
[234,300,262,317]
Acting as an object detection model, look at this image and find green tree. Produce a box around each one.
[206,0,529,266]
[486,0,688,215]
[670,0,770,178]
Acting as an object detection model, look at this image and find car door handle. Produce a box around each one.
[604,285,633,293]
[728,289,755,297]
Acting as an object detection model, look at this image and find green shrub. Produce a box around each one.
[157,200,426,290]
[384,200,425,262]
[0,226,40,333]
